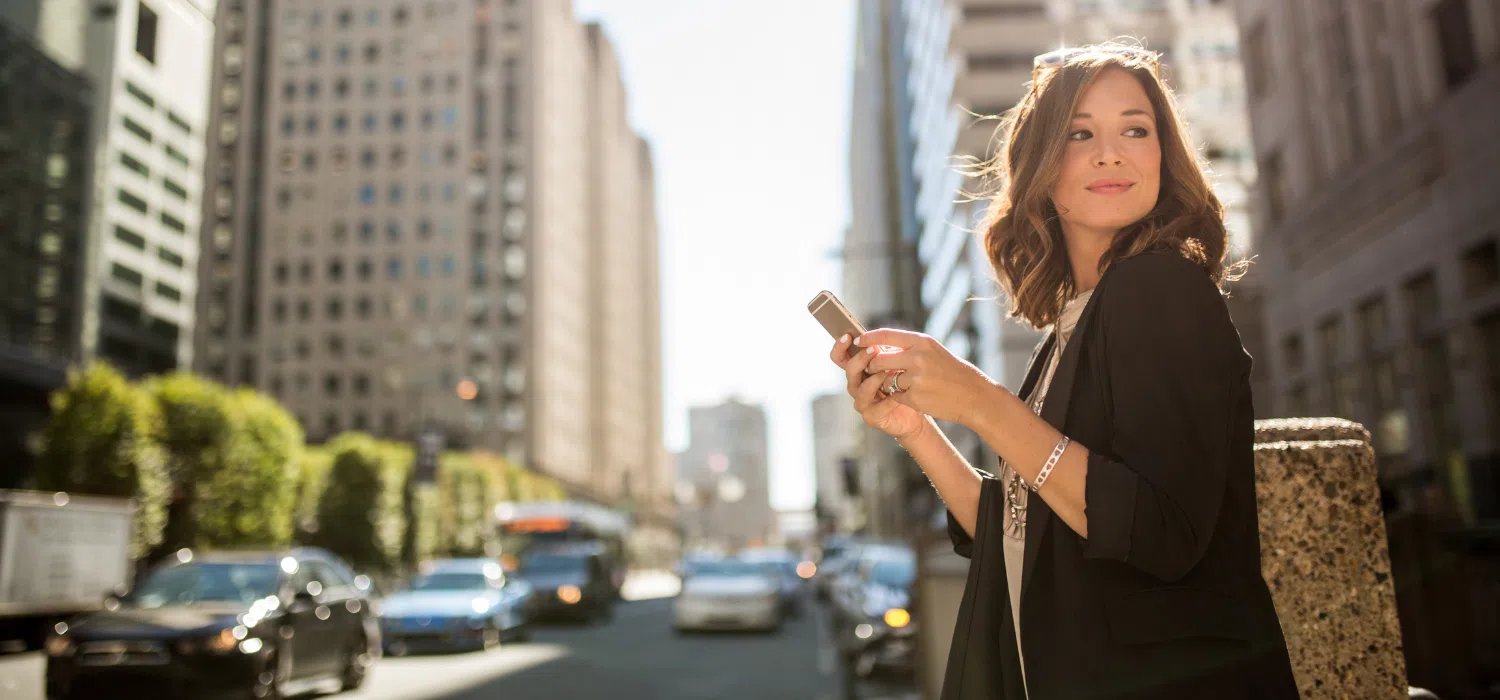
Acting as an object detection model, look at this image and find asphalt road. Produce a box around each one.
[0,574,917,699]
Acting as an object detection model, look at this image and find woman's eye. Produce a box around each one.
[1126,126,1150,137]
[1068,129,1092,141]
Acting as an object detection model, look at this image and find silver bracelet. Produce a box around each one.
[1030,436,1070,492]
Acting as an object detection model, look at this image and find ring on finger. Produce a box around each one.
[884,372,905,395]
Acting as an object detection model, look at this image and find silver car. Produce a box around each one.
[672,559,783,633]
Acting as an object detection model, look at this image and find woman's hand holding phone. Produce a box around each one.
[829,334,928,441]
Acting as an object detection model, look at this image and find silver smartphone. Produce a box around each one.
[807,290,867,359]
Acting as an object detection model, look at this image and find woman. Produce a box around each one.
[828,44,1298,699]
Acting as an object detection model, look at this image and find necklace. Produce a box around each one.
[1002,356,1051,540]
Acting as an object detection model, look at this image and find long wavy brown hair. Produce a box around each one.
[972,42,1246,329]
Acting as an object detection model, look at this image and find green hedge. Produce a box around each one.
[309,434,411,575]
[33,363,169,559]
[35,364,571,572]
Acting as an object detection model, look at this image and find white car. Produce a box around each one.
[672,559,783,633]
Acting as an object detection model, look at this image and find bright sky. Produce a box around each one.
[571,1,856,512]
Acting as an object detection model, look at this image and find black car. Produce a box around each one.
[513,544,615,623]
[45,547,380,700]
[831,545,918,680]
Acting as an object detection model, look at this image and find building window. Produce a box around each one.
[327,259,344,282]
[1432,0,1477,89]
[122,116,153,144]
[358,258,373,281]
[119,151,150,178]
[1261,150,1286,225]
[166,111,191,135]
[360,220,375,242]
[359,184,375,205]
[389,184,403,203]
[386,221,401,242]
[327,334,345,357]
[360,148,376,168]
[117,188,149,213]
[325,374,342,396]
[1461,239,1498,295]
[417,256,431,278]
[362,112,377,131]
[114,225,147,250]
[387,258,402,280]
[1282,332,1303,374]
[327,297,344,320]
[365,42,380,63]
[336,44,350,64]
[164,144,189,168]
[111,263,144,288]
[124,80,155,108]
[1404,271,1441,334]
[390,110,405,131]
[135,2,159,64]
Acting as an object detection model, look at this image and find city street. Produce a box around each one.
[0,573,916,700]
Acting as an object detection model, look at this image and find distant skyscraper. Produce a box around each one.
[199,0,665,516]
[678,398,773,548]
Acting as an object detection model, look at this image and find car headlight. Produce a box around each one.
[557,585,582,605]
[179,627,242,655]
[471,598,491,615]
[45,632,74,658]
[883,608,911,629]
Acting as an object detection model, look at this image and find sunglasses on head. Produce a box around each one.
[1030,46,1161,96]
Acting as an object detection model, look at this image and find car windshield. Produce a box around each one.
[407,573,489,591]
[130,562,280,608]
[693,560,771,578]
[870,559,915,589]
[520,554,586,575]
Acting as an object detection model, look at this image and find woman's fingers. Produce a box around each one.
[828,333,853,367]
[844,345,878,393]
[853,369,890,413]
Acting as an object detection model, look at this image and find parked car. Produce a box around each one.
[672,558,783,634]
[44,547,379,700]
[814,537,864,602]
[512,544,615,623]
[831,545,918,679]
[738,548,806,617]
[379,558,534,655]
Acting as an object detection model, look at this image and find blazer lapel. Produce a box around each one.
[1020,290,1103,602]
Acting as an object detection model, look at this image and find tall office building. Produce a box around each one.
[676,398,774,548]
[56,0,217,376]
[0,18,93,486]
[1235,0,1500,693]
[202,0,665,515]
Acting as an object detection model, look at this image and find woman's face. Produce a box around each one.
[1049,67,1162,239]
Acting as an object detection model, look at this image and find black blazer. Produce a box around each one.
[940,249,1299,700]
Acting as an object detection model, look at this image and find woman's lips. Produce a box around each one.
[1087,184,1133,195]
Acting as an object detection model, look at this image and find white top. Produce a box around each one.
[1002,287,1093,698]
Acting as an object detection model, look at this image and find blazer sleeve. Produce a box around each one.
[1081,252,1249,582]
[946,468,998,559]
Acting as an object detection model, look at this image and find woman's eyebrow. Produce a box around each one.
[1071,108,1154,119]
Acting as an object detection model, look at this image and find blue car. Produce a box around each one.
[379,558,534,655]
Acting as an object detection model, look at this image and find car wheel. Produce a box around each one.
[251,651,284,699]
[340,635,370,691]
[481,622,501,650]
